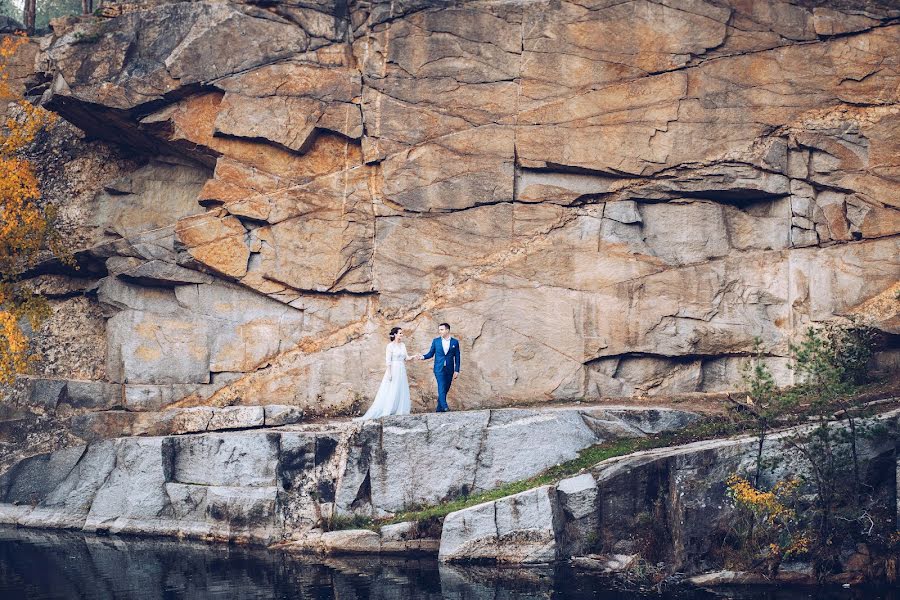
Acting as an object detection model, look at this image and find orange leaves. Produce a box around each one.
[726,474,798,522]
[725,474,808,565]
[0,157,44,272]
[0,33,60,385]
[0,305,36,383]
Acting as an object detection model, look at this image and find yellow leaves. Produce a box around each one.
[0,33,60,385]
[726,474,809,565]
[0,282,50,384]
[785,535,809,557]
[726,474,794,520]
[0,34,26,58]
[0,307,33,383]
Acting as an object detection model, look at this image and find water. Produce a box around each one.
[0,527,896,600]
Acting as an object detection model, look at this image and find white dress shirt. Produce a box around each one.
[441,337,450,354]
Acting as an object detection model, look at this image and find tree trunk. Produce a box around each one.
[23,0,36,35]
[82,0,91,15]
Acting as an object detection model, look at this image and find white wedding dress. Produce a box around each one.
[358,342,412,420]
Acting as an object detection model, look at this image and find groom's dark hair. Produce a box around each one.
[439,322,450,331]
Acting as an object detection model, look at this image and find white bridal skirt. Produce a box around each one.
[358,360,411,420]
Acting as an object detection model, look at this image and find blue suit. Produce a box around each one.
[422,337,460,412]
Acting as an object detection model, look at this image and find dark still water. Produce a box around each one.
[0,528,896,600]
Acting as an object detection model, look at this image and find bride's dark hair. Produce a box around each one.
[389,326,402,341]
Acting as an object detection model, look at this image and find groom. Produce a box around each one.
[419,322,460,412]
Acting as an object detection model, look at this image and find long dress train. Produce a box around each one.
[358,342,412,420]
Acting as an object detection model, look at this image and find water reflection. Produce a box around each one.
[0,528,896,600]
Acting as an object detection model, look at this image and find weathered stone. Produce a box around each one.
[471,409,601,491]
[202,485,280,541]
[14,441,118,529]
[132,407,213,437]
[164,431,280,487]
[263,405,305,427]
[380,521,416,542]
[175,210,250,279]
[321,529,382,554]
[245,175,375,293]
[440,485,563,564]
[61,380,122,411]
[214,94,322,154]
[791,226,818,247]
[557,473,600,557]
[123,377,240,412]
[335,412,487,517]
[96,276,180,314]
[44,3,309,114]
[0,444,87,506]
[557,474,598,520]
[813,8,881,37]
[604,201,641,224]
[210,61,363,152]
[83,437,168,534]
[106,310,211,384]
[334,407,698,516]
[70,411,138,442]
[110,258,215,286]
[91,160,209,240]
[380,125,515,212]
[27,379,67,410]
[206,406,265,431]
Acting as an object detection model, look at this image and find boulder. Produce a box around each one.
[557,474,601,556]
[557,474,598,520]
[439,485,563,564]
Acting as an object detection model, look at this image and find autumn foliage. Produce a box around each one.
[0,33,60,385]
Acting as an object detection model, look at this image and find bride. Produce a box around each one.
[358,327,415,420]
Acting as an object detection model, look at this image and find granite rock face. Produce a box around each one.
[3,0,900,462]
[439,485,564,564]
[439,408,900,568]
[332,407,698,517]
[0,406,697,543]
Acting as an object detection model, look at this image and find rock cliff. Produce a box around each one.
[1,0,899,464]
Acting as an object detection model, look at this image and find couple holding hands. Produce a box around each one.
[358,323,461,420]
